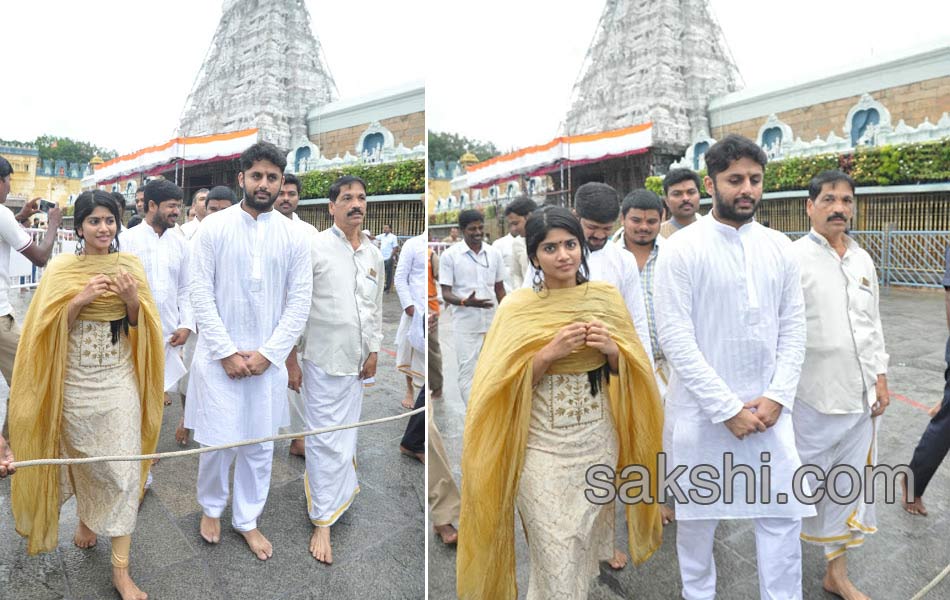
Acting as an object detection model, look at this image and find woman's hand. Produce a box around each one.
[74,274,113,308]
[109,269,139,306]
[584,320,618,358]
[541,322,588,362]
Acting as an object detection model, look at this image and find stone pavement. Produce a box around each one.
[0,290,424,600]
[429,287,950,599]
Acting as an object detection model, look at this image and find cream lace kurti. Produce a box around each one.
[516,372,617,600]
[59,320,141,537]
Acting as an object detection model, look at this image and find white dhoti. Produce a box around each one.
[396,310,425,390]
[677,517,803,600]
[280,350,307,436]
[454,330,486,406]
[302,360,362,526]
[197,441,274,531]
[794,399,877,560]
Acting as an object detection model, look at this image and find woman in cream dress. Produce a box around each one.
[9,190,164,600]
[457,207,664,600]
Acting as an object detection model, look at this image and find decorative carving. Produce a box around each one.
[843,93,892,147]
[757,114,793,159]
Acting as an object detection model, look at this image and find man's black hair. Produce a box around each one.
[207,185,238,205]
[808,170,856,200]
[458,209,484,230]
[0,157,12,179]
[504,196,538,217]
[283,173,302,195]
[239,141,287,172]
[328,175,367,202]
[574,182,620,223]
[621,189,664,217]
[143,178,183,212]
[704,134,768,181]
[662,169,702,195]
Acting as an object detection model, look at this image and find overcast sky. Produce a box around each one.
[1,0,425,155]
[426,0,950,152]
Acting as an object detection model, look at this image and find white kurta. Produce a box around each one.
[654,216,812,520]
[120,223,194,390]
[395,234,427,385]
[185,203,312,446]
[282,212,319,433]
[524,241,654,365]
[493,233,515,292]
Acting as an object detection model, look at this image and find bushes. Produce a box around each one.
[300,159,424,198]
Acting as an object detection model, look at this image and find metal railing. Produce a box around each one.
[787,230,950,288]
[8,228,76,290]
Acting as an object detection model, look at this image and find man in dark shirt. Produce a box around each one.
[903,244,950,515]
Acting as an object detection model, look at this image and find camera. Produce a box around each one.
[39,200,56,212]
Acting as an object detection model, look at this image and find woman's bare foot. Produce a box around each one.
[607,549,628,570]
[175,417,190,446]
[661,504,675,525]
[901,474,928,516]
[310,526,333,564]
[199,515,221,544]
[239,528,273,561]
[433,523,458,545]
[289,438,306,456]
[113,566,148,600]
[74,520,97,548]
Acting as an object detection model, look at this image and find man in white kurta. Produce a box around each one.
[178,188,208,241]
[186,143,311,560]
[492,231,515,292]
[439,209,506,406]
[119,178,193,397]
[654,135,813,600]
[395,232,427,396]
[300,175,383,564]
[275,173,318,457]
[790,171,889,600]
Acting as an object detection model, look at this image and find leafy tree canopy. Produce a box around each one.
[0,135,118,165]
[428,130,500,166]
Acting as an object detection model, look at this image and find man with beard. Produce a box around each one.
[298,175,384,564]
[185,142,311,561]
[655,134,812,599]
[179,188,209,240]
[659,169,702,238]
[119,179,193,406]
[274,172,318,457]
[439,209,506,406]
[790,170,888,600]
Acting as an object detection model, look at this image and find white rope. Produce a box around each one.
[910,562,950,600]
[10,406,423,469]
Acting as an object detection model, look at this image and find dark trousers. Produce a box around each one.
[908,336,950,497]
[384,258,394,291]
[401,387,425,454]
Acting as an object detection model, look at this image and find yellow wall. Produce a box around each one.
[1,150,83,207]
[428,178,451,215]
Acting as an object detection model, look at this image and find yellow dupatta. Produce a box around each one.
[8,252,165,555]
[456,281,664,599]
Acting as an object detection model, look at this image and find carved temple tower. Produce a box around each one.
[565,0,741,150]
[178,0,338,149]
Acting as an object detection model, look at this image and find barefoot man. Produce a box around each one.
[299,175,383,563]
[186,142,311,560]
[791,170,889,600]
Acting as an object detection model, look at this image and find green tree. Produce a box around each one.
[33,135,118,165]
[427,130,500,166]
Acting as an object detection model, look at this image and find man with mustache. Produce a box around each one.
[439,209,506,406]
[185,142,312,561]
[655,134,812,599]
[274,172,318,457]
[299,175,384,564]
[791,170,888,600]
[659,168,702,239]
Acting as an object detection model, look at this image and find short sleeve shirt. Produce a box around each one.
[0,205,33,316]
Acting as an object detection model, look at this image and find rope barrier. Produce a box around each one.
[9,406,424,469]
[910,562,950,600]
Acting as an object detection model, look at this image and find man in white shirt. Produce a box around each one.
[299,175,383,564]
[0,157,63,443]
[119,178,194,402]
[439,209,506,406]
[659,169,702,239]
[179,188,209,240]
[186,142,311,561]
[395,231,427,409]
[498,196,536,291]
[654,134,812,600]
[791,170,888,600]
[275,172,318,457]
[377,223,399,293]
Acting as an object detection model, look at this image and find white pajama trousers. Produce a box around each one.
[302,360,363,526]
[677,517,802,600]
[197,441,274,532]
[453,330,486,406]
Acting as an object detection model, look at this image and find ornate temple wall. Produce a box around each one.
[312,111,424,160]
[711,76,950,142]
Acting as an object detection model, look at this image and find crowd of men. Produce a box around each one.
[428,134,950,599]
[0,143,424,567]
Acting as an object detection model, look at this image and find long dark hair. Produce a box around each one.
[524,206,608,396]
[74,190,128,344]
